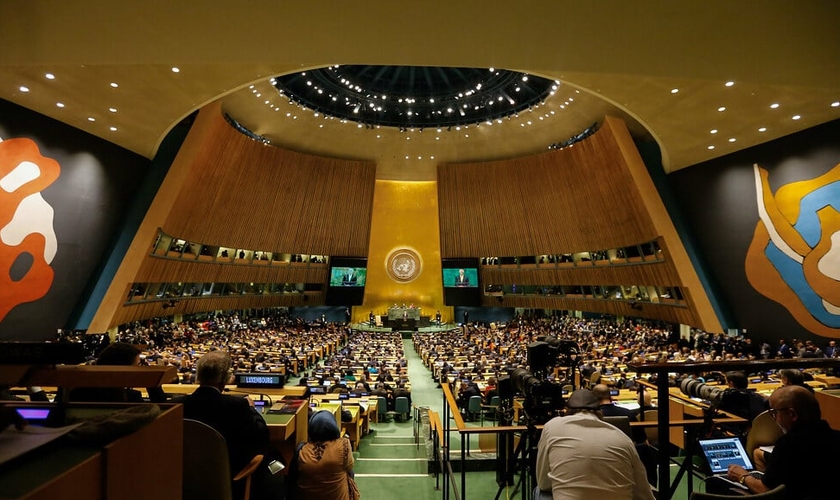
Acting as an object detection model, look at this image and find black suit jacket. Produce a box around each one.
[174,386,269,473]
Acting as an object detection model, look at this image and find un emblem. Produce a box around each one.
[387,248,421,283]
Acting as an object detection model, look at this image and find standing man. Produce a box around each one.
[342,267,357,285]
[535,389,654,500]
[455,268,470,287]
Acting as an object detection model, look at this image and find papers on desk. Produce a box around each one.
[0,423,82,466]
[358,400,369,413]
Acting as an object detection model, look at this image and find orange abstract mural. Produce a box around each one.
[0,137,60,321]
[745,162,840,337]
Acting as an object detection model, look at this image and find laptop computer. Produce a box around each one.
[698,437,761,489]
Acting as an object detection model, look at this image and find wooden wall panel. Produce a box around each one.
[438,117,658,257]
[481,262,681,287]
[482,295,696,325]
[164,109,376,257]
[134,258,328,284]
[112,293,323,327]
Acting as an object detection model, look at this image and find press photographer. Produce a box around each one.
[680,371,768,430]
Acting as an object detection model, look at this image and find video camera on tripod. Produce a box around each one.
[497,368,565,427]
[526,336,581,379]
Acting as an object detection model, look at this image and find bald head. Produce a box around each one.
[771,385,821,422]
[592,384,611,401]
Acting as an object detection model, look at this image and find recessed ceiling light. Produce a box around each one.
[707,145,715,150]
[109,82,119,88]
[88,117,96,122]
[792,115,801,120]
[710,129,718,134]
[831,101,839,107]
[109,107,117,113]
[171,67,180,73]
[718,106,726,112]
[770,103,779,109]
[45,73,55,80]
[405,156,409,159]
[670,88,679,94]
[109,126,117,131]
[728,138,736,143]
[319,124,323,128]
[430,156,434,160]
[758,127,767,132]
[19,86,29,92]
[56,102,64,108]
[725,81,735,87]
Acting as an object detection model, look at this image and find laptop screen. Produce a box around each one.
[699,437,754,474]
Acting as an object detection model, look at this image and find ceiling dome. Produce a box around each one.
[272,65,558,129]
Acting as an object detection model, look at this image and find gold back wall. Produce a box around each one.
[358,179,449,323]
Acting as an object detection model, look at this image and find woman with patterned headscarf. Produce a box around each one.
[292,410,357,499]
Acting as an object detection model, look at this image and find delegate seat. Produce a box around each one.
[467,395,482,422]
[744,410,784,468]
[183,419,263,500]
[377,396,390,422]
[393,396,410,422]
[480,395,500,426]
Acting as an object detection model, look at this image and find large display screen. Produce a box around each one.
[442,258,481,306]
[442,267,478,288]
[329,266,367,287]
[325,257,367,305]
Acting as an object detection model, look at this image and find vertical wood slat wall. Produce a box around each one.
[437,117,658,257]
[109,107,375,328]
[163,110,376,257]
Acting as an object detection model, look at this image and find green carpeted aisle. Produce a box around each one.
[352,336,502,500]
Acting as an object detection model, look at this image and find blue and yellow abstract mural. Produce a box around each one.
[746,163,840,337]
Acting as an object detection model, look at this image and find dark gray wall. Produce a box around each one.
[0,99,150,340]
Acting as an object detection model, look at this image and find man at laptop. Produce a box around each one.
[721,385,840,499]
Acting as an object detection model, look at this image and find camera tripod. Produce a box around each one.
[495,422,541,500]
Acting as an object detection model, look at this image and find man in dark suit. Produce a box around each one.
[342,267,358,285]
[455,268,470,287]
[174,350,269,481]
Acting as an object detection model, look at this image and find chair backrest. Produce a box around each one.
[468,395,482,413]
[745,410,784,459]
[489,395,500,407]
[603,415,633,440]
[183,419,233,500]
[688,484,785,499]
[377,396,388,416]
[642,409,659,443]
[395,396,409,414]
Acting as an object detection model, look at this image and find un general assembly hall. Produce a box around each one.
[2,3,840,500]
